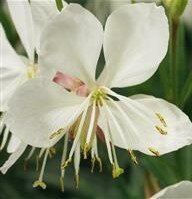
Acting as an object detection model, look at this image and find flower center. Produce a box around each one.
[27,64,38,79]
[91,88,107,106]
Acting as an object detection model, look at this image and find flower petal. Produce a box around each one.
[6,78,87,148]
[7,135,21,153]
[30,0,60,52]
[0,23,27,111]
[99,92,192,155]
[151,181,192,199]
[99,3,169,88]
[0,143,27,174]
[39,3,103,87]
[7,0,35,61]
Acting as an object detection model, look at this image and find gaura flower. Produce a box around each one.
[0,0,36,153]
[151,181,192,199]
[4,3,192,190]
[0,0,66,153]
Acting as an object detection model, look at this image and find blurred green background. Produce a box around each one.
[0,0,192,198]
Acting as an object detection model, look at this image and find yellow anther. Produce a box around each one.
[148,147,160,157]
[112,164,124,178]
[155,125,168,135]
[91,157,95,173]
[61,159,71,168]
[155,113,167,127]
[33,180,47,189]
[83,143,89,159]
[49,128,64,139]
[96,157,103,172]
[75,174,80,189]
[128,149,138,165]
[60,176,65,192]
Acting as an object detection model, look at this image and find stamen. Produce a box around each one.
[96,157,103,173]
[91,157,95,173]
[148,147,160,157]
[75,174,80,189]
[33,148,49,189]
[91,137,102,172]
[49,128,64,140]
[104,90,157,151]
[128,149,138,165]
[74,143,80,189]
[67,97,91,160]
[155,125,167,135]
[97,104,114,165]
[155,113,167,127]
[106,118,124,179]
[83,143,89,159]
[60,133,69,192]
[24,147,36,170]
[48,147,56,158]
[85,101,96,146]
[62,158,71,168]
[36,149,46,171]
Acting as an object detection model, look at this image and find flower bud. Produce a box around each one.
[163,0,188,19]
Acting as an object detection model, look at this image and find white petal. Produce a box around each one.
[30,0,59,53]
[151,181,192,199]
[0,143,27,174]
[99,93,192,155]
[7,135,21,153]
[99,3,169,88]
[39,3,103,87]
[7,0,35,61]
[6,78,88,148]
[0,23,27,111]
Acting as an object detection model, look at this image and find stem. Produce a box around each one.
[169,17,179,103]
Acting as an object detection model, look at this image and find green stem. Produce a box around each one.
[169,17,179,104]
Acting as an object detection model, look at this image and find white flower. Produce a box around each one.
[151,181,192,199]
[0,0,65,154]
[4,3,192,189]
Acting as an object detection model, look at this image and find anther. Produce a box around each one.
[33,180,47,189]
[128,149,138,165]
[148,147,160,157]
[155,125,167,135]
[155,113,167,127]
[49,128,64,139]
[112,164,124,178]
